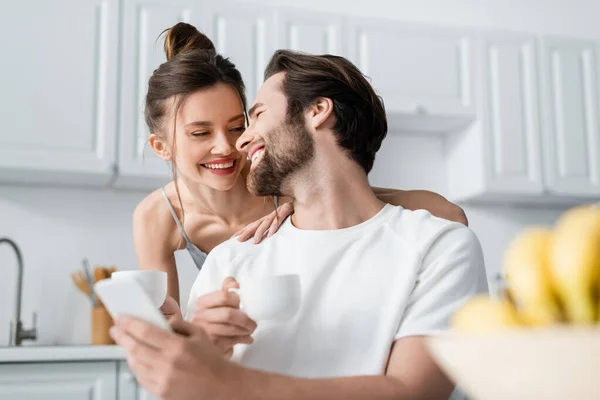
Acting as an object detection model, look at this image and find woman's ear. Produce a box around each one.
[149,134,172,161]
[309,97,334,130]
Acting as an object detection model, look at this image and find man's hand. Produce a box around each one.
[111,316,240,400]
[190,277,257,358]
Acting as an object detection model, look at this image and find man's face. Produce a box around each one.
[236,72,314,197]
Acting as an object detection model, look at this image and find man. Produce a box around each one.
[111,50,485,400]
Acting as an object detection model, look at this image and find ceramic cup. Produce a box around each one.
[229,274,301,322]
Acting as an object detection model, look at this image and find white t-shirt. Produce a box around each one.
[186,205,484,378]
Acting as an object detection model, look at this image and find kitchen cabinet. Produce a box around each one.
[115,0,203,190]
[0,360,158,400]
[447,32,545,203]
[0,361,116,399]
[0,0,119,187]
[118,361,160,400]
[204,1,277,102]
[346,19,476,134]
[3,1,600,203]
[539,37,600,197]
[275,8,344,56]
[446,33,600,204]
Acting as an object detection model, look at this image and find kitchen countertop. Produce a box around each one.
[0,345,127,363]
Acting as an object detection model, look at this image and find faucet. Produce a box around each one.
[0,238,37,346]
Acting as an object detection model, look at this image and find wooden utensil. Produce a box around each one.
[94,266,105,284]
[71,271,95,304]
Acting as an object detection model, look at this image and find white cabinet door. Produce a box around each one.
[540,38,600,197]
[203,0,277,101]
[118,361,160,400]
[346,19,475,133]
[275,8,344,56]
[479,33,544,195]
[0,362,116,400]
[447,33,544,202]
[117,0,205,190]
[0,0,119,186]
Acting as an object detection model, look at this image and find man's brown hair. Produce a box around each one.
[264,50,387,173]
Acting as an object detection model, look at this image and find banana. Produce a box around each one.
[452,295,522,333]
[550,204,600,324]
[502,227,563,326]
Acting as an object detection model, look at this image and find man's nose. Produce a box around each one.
[236,127,253,153]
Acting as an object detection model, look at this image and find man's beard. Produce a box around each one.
[247,117,314,197]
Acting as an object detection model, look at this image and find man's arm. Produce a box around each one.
[372,187,468,226]
[234,336,452,400]
[113,316,445,400]
[111,318,453,400]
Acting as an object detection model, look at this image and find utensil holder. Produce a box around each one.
[91,305,115,345]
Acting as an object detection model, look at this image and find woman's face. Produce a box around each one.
[157,83,248,192]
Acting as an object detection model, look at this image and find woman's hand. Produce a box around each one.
[160,296,183,320]
[232,202,294,244]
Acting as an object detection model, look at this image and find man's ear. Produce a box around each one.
[308,97,334,130]
[148,134,172,161]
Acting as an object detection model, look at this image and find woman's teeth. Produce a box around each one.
[252,149,264,163]
[203,161,235,169]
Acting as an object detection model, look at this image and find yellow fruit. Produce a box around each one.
[452,295,522,333]
[503,227,562,326]
[550,204,600,324]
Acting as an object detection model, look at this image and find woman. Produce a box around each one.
[134,22,467,305]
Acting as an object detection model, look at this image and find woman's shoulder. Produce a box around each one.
[133,186,181,247]
[135,187,167,220]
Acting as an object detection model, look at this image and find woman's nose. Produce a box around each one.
[212,132,235,155]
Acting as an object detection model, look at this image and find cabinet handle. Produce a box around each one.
[121,372,137,383]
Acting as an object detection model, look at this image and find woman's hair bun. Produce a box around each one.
[163,22,216,61]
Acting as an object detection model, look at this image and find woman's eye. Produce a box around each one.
[231,126,246,133]
[191,131,210,137]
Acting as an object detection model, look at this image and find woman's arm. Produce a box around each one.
[372,187,468,226]
[235,191,467,244]
[133,192,182,304]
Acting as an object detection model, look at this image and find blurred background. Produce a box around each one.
[0,0,599,379]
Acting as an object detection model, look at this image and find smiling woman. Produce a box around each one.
[133,22,469,306]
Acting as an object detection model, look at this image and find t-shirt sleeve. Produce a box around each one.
[395,224,485,339]
[184,251,224,321]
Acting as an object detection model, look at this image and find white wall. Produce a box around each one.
[0,0,590,346]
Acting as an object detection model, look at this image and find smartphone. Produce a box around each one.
[94,278,172,332]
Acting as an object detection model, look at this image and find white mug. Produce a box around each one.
[111,270,168,309]
[229,274,301,322]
